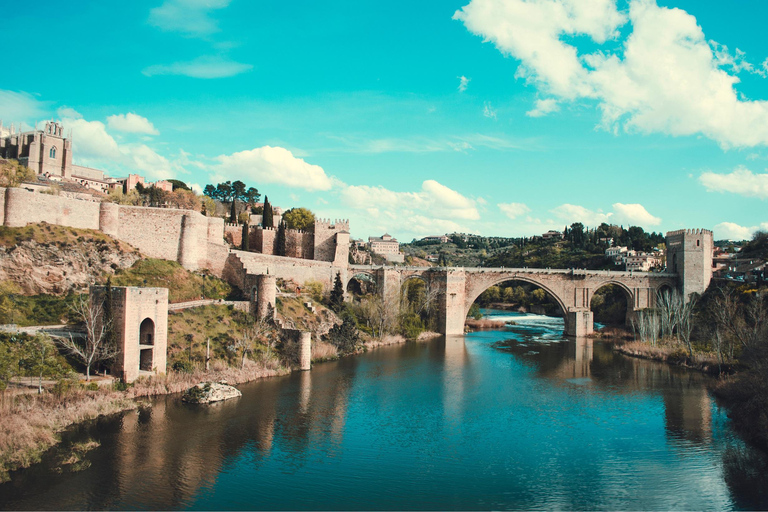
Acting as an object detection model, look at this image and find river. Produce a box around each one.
[1,310,767,510]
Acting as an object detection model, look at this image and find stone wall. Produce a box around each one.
[1,187,227,272]
[225,249,347,293]
[2,186,101,230]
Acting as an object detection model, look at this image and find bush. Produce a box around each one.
[303,281,324,302]
[325,317,360,354]
[172,360,195,373]
[399,312,425,339]
[86,382,99,391]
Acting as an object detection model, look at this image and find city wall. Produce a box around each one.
[0,187,226,271]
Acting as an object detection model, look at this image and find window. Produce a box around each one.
[49,146,57,159]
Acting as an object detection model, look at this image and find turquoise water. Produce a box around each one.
[2,310,767,510]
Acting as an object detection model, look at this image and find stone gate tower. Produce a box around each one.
[665,229,713,301]
[91,286,168,383]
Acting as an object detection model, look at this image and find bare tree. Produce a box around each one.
[675,294,697,358]
[632,309,660,346]
[656,289,681,339]
[56,295,119,381]
[231,312,274,369]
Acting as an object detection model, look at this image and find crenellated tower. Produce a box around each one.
[665,229,713,300]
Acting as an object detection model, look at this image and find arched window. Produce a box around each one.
[49,146,57,159]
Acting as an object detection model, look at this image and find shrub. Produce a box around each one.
[325,317,360,354]
[304,280,324,302]
[172,360,195,373]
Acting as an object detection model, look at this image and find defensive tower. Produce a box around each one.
[665,229,713,300]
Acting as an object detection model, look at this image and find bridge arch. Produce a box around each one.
[464,275,568,320]
[346,271,377,297]
[589,281,633,327]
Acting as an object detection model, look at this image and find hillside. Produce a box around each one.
[0,224,141,296]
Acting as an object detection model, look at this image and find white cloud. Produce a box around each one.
[212,146,333,191]
[337,180,480,238]
[455,0,768,148]
[458,75,471,92]
[714,221,768,241]
[498,202,531,219]
[190,183,203,194]
[552,203,610,226]
[699,166,768,199]
[551,202,661,227]
[710,41,767,78]
[526,98,559,117]
[0,90,49,124]
[326,133,526,154]
[107,113,159,135]
[142,56,252,79]
[149,0,231,37]
[611,202,661,226]
[60,114,121,160]
[483,101,497,119]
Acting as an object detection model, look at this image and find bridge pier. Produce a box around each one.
[437,269,467,336]
[565,309,593,337]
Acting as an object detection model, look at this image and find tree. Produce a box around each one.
[325,317,360,354]
[330,272,345,311]
[56,295,119,380]
[168,179,190,191]
[282,207,315,231]
[231,314,273,369]
[262,196,274,228]
[276,222,286,256]
[242,222,250,251]
[202,196,216,216]
[204,181,261,221]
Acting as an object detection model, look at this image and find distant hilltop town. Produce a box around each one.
[0,120,171,194]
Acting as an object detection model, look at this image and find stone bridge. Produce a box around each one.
[347,265,679,336]
[230,228,712,338]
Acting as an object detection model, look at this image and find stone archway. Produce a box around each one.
[346,272,377,297]
[139,318,155,372]
[589,282,633,328]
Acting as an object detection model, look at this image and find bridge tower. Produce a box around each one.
[665,229,713,301]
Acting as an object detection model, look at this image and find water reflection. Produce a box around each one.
[2,311,768,510]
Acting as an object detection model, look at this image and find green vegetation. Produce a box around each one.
[0,285,82,326]
[111,258,234,303]
[402,223,664,270]
[167,305,276,369]
[203,180,260,223]
[324,317,361,354]
[0,223,124,250]
[262,196,274,228]
[0,159,36,188]
[282,207,315,231]
[0,332,72,391]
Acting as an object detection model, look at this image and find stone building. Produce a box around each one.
[666,229,714,299]
[369,233,404,262]
[90,286,168,383]
[0,121,170,194]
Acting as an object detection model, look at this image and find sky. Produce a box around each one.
[1,0,767,242]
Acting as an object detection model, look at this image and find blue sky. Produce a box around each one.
[1,0,767,241]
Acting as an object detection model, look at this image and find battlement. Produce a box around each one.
[315,218,350,230]
[666,228,713,237]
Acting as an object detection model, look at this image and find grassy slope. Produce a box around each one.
[111,259,234,303]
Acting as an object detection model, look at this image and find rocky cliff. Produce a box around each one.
[0,225,141,296]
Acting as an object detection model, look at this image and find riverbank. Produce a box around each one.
[0,360,289,483]
[612,340,728,375]
[0,330,443,483]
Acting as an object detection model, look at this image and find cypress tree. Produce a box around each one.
[242,222,250,251]
[263,196,274,228]
[276,222,286,256]
[230,199,238,223]
[330,272,345,311]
